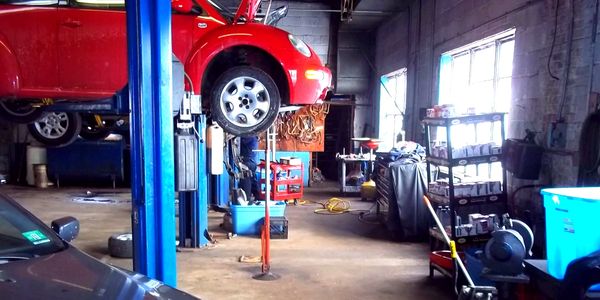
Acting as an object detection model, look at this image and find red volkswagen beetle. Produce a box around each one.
[0,0,331,146]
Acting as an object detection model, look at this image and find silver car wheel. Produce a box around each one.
[34,112,70,140]
[219,76,271,128]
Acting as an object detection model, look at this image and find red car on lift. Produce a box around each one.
[0,0,331,146]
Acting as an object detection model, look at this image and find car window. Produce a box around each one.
[0,0,58,5]
[0,197,65,259]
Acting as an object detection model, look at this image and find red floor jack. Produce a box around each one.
[424,196,498,300]
[253,124,280,281]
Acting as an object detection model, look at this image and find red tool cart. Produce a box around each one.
[258,160,304,204]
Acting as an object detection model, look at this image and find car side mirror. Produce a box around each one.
[51,217,80,242]
[172,0,193,14]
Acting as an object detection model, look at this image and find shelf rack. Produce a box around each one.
[423,112,508,279]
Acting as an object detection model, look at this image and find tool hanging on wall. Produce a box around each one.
[279,104,329,145]
[258,104,329,151]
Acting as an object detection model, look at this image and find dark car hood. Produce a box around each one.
[0,246,198,300]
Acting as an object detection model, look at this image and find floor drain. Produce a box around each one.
[72,197,117,204]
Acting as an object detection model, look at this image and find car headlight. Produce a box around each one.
[288,34,311,58]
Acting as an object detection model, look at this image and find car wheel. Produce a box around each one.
[28,112,82,147]
[210,66,280,136]
[0,100,44,123]
[108,233,133,258]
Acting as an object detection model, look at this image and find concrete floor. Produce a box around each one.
[0,183,454,300]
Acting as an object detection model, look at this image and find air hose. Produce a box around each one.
[314,198,353,214]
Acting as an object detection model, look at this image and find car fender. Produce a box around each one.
[185,24,300,99]
[0,34,20,97]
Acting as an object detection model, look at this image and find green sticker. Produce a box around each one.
[22,230,50,245]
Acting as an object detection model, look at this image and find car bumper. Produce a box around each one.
[289,65,332,105]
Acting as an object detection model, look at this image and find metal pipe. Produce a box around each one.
[262,126,273,273]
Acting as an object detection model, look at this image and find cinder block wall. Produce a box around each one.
[375,0,599,187]
[273,1,331,64]
[217,0,332,64]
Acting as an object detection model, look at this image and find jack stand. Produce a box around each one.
[253,271,282,281]
[253,124,280,281]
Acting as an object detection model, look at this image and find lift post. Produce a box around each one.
[178,115,210,248]
[125,0,177,286]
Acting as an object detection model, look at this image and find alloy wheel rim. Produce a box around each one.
[34,112,69,139]
[219,76,271,128]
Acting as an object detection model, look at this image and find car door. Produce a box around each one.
[0,1,59,98]
[57,1,127,99]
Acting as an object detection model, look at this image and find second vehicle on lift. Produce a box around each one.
[0,0,332,146]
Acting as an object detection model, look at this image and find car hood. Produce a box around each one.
[0,246,198,300]
[233,0,261,24]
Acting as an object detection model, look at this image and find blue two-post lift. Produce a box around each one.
[125,0,209,286]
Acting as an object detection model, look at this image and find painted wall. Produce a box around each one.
[375,0,600,188]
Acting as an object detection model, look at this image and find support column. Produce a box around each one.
[125,0,176,286]
[178,115,209,248]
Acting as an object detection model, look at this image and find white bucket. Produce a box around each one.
[26,145,47,186]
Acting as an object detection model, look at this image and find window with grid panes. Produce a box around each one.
[437,29,515,180]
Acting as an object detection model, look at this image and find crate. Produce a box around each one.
[541,187,600,279]
[264,216,288,239]
[231,202,286,236]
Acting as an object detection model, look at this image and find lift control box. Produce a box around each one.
[175,133,198,191]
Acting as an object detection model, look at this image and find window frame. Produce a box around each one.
[438,29,515,113]
[436,29,515,180]
[378,68,408,152]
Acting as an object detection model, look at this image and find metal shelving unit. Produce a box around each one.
[423,112,508,278]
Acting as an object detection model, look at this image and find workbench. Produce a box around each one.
[524,259,600,299]
[336,154,376,194]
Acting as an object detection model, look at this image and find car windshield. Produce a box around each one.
[0,196,65,261]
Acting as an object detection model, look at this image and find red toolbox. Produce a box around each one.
[258,161,304,203]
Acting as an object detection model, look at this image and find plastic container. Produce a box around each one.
[231,202,286,236]
[541,187,600,279]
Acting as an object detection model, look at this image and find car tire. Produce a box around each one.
[28,112,82,147]
[0,100,44,123]
[108,233,133,258]
[210,66,280,136]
